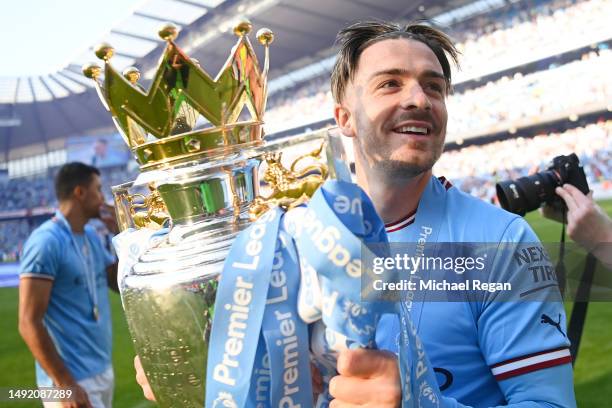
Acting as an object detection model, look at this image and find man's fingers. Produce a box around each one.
[562,184,590,205]
[134,355,156,401]
[329,375,363,403]
[336,348,397,378]
[555,186,577,212]
[329,400,361,408]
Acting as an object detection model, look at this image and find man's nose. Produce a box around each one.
[399,84,432,111]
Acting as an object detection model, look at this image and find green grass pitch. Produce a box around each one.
[1,200,611,407]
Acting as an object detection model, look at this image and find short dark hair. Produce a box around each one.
[331,20,460,103]
[54,162,100,201]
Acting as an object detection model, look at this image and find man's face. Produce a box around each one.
[94,140,107,157]
[336,38,448,180]
[79,174,105,219]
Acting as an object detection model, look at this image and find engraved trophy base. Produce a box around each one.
[113,129,351,407]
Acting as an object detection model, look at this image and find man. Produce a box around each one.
[19,162,119,408]
[134,21,576,406]
[327,21,575,406]
[90,138,108,168]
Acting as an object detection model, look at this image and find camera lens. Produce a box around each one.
[495,171,558,216]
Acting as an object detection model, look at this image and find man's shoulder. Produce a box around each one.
[26,219,65,247]
[449,187,516,221]
[444,185,528,240]
[20,219,66,277]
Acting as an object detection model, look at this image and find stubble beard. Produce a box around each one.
[356,120,442,185]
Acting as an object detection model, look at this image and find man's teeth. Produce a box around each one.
[396,126,428,134]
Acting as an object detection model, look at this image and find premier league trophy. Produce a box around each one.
[82,20,351,407]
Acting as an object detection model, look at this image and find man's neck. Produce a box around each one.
[356,163,432,225]
[58,202,88,233]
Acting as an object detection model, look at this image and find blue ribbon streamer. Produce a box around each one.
[206,208,282,408]
[206,180,446,407]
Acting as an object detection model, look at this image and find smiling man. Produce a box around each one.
[328,21,576,407]
[131,20,578,407]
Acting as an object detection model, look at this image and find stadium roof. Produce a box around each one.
[0,0,477,161]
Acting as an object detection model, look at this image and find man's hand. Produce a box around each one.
[134,355,156,402]
[542,184,612,268]
[99,203,119,235]
[329,348,401,407]
[551,184,612,250]
[58,383,92,408]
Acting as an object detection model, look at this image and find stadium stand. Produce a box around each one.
[1,120,609,261]
[1,0,610,263]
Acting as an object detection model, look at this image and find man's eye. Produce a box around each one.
[380,80,399,88]
[426,83,444,93]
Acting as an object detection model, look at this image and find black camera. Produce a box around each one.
[495,153,590,216]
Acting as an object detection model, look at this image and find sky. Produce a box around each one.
[0,0,143,77]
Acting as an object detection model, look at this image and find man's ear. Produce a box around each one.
[334,104,355,138]
[73,185,85,200]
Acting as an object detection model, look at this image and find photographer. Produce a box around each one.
[543,184,612,268]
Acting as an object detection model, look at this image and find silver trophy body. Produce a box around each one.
[111,131,350,407]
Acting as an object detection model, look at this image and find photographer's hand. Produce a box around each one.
[552,184,612,267]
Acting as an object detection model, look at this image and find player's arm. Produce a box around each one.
[19,278,93,408]
[18,278,76,387]
[329,349,574,407]
[475,217,576,407]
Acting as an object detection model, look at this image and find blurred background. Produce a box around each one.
[0,0,610,406]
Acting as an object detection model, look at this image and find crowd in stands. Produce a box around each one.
[0,177,56,211]
[450,0,611,82]
[264,46,610,136]
[434,120,612,202]
[264,0,609,135]
[0,166,137,261]
[446,48,611,139]
[0,219,40,262]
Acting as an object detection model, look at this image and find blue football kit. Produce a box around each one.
[20,211,115,386]
[376,176,576,407]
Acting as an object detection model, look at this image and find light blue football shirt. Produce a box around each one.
[376,176,576,407]
[20,211,115,385]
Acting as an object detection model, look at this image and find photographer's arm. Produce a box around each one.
[549,184,612,268]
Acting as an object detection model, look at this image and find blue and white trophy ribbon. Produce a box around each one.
[206,180,445,407]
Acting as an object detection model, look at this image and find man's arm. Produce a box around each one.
[543,184,612,268]
[18,277,92,407]
[106,263,119,293]
[329,349,574,408]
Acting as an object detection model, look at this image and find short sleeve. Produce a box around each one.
[19,230,60,280]
[477,217,572,382]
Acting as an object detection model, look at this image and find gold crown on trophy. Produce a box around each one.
[82,20,274,170]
